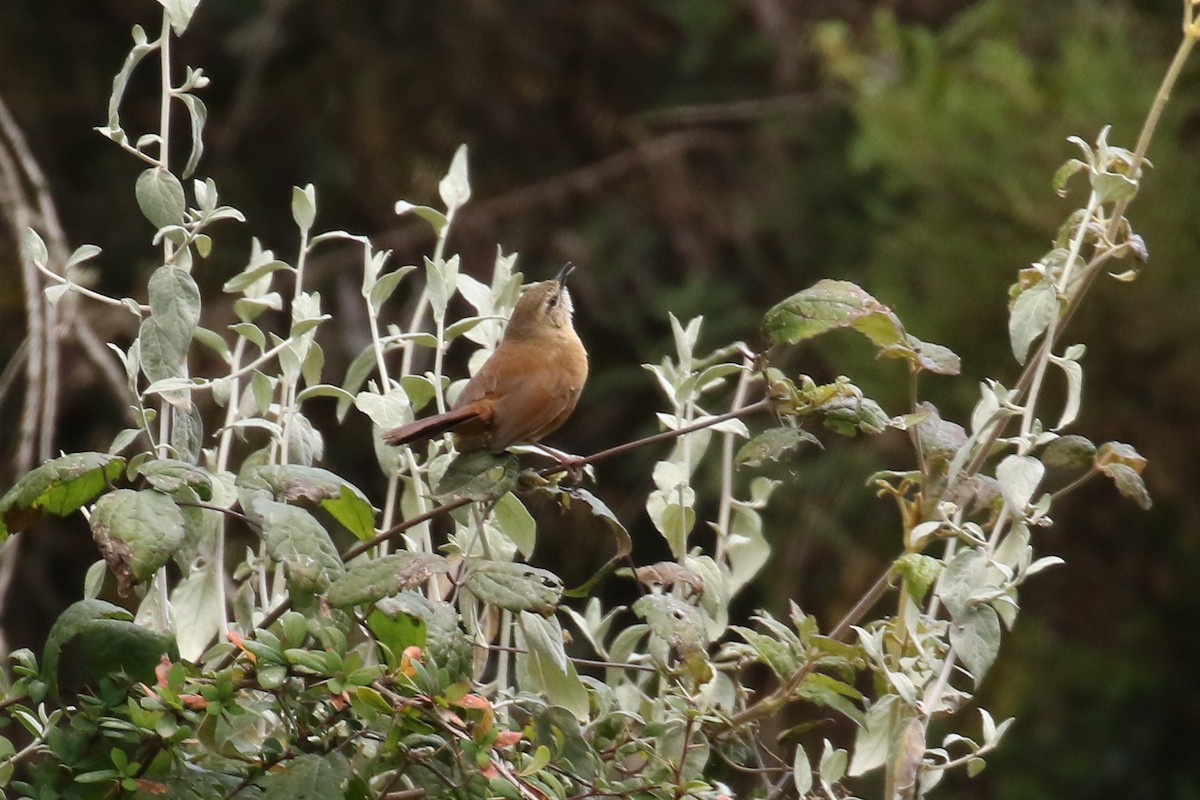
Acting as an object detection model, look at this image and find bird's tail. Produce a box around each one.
[382,406,483,447]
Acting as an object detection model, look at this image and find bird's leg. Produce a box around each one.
[530,443,589,483]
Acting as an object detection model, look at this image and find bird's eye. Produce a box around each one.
[547,295,559,308]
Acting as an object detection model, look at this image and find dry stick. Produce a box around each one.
[539,397,773,477]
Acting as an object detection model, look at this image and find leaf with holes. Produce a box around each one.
[463,560,563,613]
[0,453,125,538]
[633,594,706,654]
[326,553,450,608]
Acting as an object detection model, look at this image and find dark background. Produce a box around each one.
[2,1,1199,797]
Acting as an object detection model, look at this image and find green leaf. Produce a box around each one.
[256,753,350,800]
[492,492,536,559]
[0,453,125,537]
[249,498,345,594]
[91,489,186,594]
[733,626,798,679]
[131,458,213,500]
[1008,280,1058,365]
[736,427,819,467]
[43,599,177,700]
[517,611,589,720]
[893,553,942,602]
[798,672,865,725]
[135,167,186,229]
[463,559,563,613]
[1052,157,1087,196]
[1042,434,1096,469]
[819,739,848,785]
[433,451,519,501]
[326,553,449,607]
[538,487,632,598]
[241,465,376,541]
[950,604,1002,683]
[763,279,892,345]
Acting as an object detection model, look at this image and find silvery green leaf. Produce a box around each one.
[393,201,448,234]
[950,604,1002,683]
[726,506,770,595]
[355,388,413,431]
[424,254,460,322]
[1091,171,1138,203]
[23,228,48,267]
[368,265,415,314]
[105,26,155,128]
[192,326,230,360]
[793,745,813,794]
[936,547,987,620]
[44,284,71,307]
[136,168,186,230]
[849,695,903,777]
[1049,352,1083,430]
[148,265,200,353]
[819,739,848,785]
[632,594,705,653]
[177,93,206,179]
[291,184,316,232]
[1008,281,1058,364]
[158,0,201,35]
[438,144,471,214]
[170,559,223,661]
[65,244,102,270]
[996,454,1044,511]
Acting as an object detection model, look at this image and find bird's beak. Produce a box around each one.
[555,262,576,285]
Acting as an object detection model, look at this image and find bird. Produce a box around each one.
[382,264,588,454]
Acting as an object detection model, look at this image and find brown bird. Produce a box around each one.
[383,264,588,453]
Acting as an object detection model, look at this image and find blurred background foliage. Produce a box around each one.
[1,0,1199,797]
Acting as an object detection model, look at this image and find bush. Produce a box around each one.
[0,3,1194,798]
